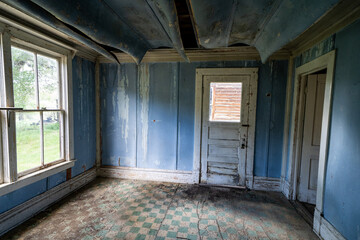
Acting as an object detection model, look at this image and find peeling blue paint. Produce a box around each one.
[101,63,137,167]
[72,57,96,177]
[101,60,287,176]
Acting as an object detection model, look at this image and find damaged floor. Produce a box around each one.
[3,178,318,240]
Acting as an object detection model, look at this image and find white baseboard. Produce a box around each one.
[313,208,346,240]
[0,168,97,236]
[98,166,199,184]
[245,175,254,189]
[252,177,280,191]
[280,177,292,198]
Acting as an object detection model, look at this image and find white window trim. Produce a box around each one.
[0,21,75,196]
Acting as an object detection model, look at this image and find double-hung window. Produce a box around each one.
[0,23,74,194]
[12,45,64,176]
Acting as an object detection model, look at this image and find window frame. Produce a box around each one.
[0,22,75,196]
[11,43,65,177]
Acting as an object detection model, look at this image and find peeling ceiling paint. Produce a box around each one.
[189,0,340,62]
[1,0,341,63]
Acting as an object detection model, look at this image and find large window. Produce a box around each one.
[0,26,74,192]
[12,46,63,176]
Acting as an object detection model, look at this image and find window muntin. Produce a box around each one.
[209,82,242,122]
[11,46,63,176]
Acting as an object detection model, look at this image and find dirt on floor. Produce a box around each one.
[2,177,318,240]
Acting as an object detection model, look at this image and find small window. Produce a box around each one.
[11,46,63,176]
[209,82,242,122]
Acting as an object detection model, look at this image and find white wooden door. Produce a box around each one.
[298,74,326,204]
[201,75,250,186]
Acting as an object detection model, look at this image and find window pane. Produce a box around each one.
[12,47,36,109]
[209,82,242,122]
[44,111,61,164]
[38,55,59,109]
[16,112,41,172]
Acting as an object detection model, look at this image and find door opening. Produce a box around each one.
[296,71,327,218]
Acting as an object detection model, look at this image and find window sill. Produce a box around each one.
[0,160,75,197]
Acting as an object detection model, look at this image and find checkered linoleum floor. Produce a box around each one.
[3,178,318,240]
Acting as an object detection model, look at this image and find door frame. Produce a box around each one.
[285,51,335,228]
[193,68,258,188]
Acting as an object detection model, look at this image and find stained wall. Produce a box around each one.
[100,60,288,177]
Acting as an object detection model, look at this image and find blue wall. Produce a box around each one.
[100,60,288,177]
[323,20,360,240]
[0,56,96,214]
[284,20,360,240]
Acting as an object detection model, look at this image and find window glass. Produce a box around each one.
[209,82,242,122]
[44,111,61,164]
[16,112,41,172]
[11,46,63,175]
[38,55,59,109]
[11,47,36,109]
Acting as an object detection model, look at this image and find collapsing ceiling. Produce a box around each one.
[2,0,340,63]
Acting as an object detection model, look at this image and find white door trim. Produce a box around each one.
[194,68,258,188]
[286,51,336,236]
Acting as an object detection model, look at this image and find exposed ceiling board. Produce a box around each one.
[104,0,172,49]
[175,0,198,49]
[146,0,188,61]
[30,0,150,64]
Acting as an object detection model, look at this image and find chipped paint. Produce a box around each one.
[72,57,96,177]
[111,66,130,153]
[100,60,287,175]
[139,64,150,164]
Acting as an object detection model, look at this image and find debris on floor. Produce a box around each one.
[3,178,318,239]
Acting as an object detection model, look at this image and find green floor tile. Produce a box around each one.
[142,222,152,228]
[166,231,177,238]
[149,229,158,235]
[178,227,188,233]
[130,227,140,233]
